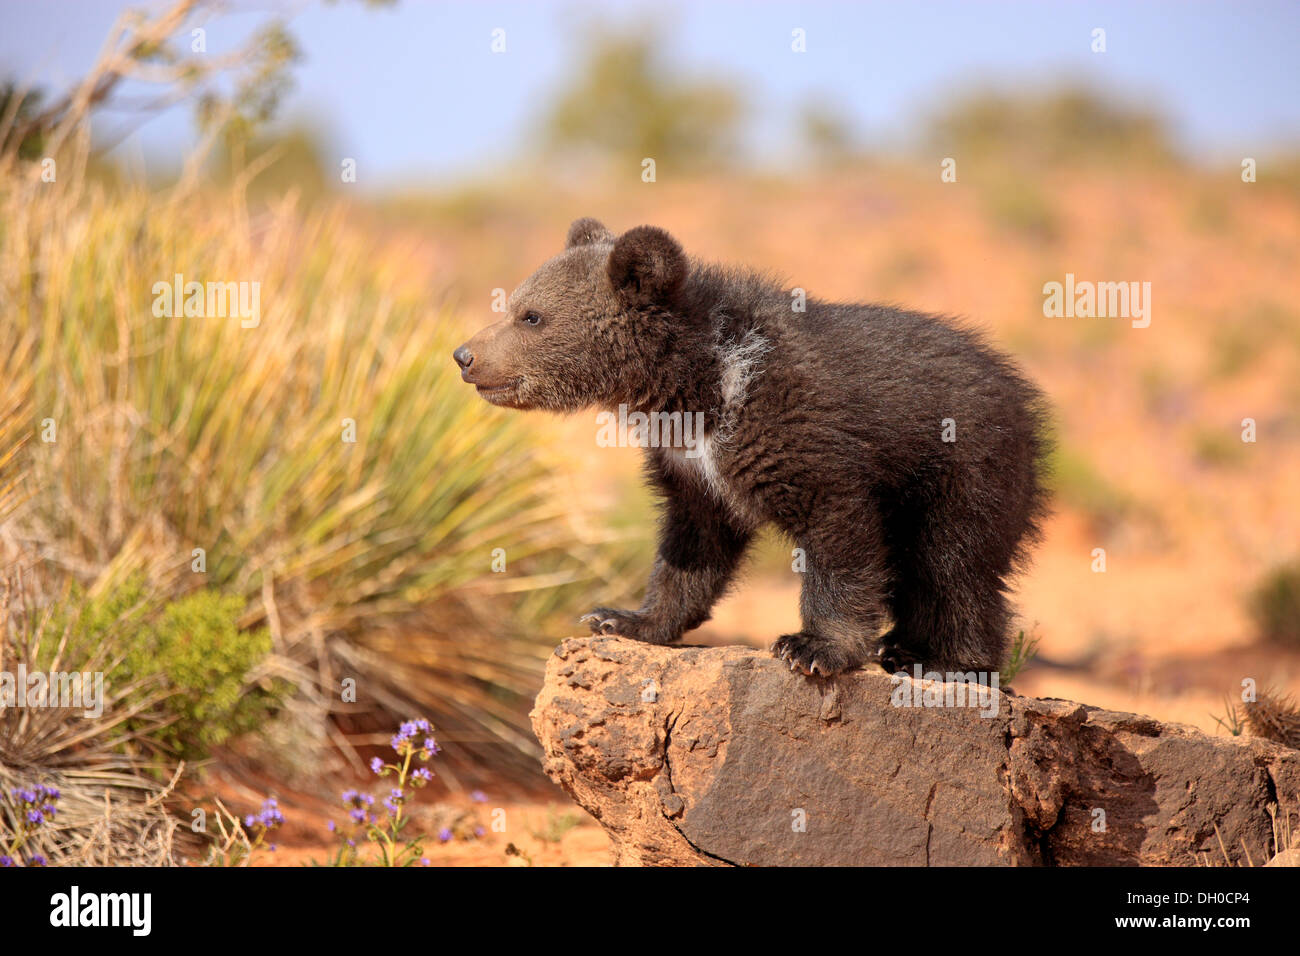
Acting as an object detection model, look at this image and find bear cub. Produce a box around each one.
[454,218,1050,677]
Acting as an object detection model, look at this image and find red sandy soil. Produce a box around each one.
[193,767,613,867]
[255,803,613,868]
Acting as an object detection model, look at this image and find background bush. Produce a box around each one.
[1252,563,1300,649]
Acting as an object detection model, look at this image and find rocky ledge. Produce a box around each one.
[530,637,1298,866]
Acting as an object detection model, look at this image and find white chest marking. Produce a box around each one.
[661,329,770,521]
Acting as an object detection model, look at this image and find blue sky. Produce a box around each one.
[3,0,1298,186]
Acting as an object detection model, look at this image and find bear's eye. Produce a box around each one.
[521,311,543,327]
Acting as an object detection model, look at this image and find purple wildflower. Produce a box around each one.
[11,782,61,833]
[253,799,284,830]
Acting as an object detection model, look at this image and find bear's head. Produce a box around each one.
[453,218,690,412]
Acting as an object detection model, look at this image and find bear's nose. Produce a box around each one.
[453,345,474,371]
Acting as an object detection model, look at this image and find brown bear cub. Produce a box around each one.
[454,218,1050,677]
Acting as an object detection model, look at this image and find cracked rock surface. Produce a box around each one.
[530,637,1299,866]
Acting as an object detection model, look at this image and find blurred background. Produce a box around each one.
[1,0,1298,865]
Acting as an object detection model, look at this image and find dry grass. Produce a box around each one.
[1244,690,1300,750]
[0,763,182,867]
[0,563,184,865]
[1199,803,1300,867]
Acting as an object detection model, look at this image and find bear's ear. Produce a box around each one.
[607,226,686,304]
[565,217,614,249]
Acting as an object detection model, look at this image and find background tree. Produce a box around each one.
[541,26,745,172]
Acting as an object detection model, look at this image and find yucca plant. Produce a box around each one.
[0,148,642,783]
[0,0,646,784]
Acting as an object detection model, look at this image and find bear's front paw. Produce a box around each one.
[770,632,857,678]
[580,608,681,645]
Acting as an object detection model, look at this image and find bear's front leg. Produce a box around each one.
[582,470,751,645]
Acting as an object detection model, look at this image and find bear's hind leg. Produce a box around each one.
[882,574,1010,675]
[772,527,890,677]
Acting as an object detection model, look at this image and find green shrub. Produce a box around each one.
[43,577,278,760]
[124,590,276,757]
[1251,562,1300,648]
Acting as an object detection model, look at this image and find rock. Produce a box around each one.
[530,637,1300,866]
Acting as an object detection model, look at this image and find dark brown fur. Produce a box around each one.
[454,219,1051,676]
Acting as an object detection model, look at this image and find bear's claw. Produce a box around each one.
[770,632,856,678]
[579,612,620,635]
[873,642,916,675]
[580,607,684,645]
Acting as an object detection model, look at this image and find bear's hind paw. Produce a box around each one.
[770,632,859,678]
